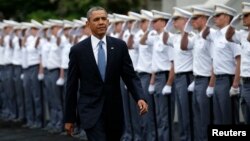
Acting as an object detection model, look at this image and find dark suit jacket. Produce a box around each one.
[64,35,145,130]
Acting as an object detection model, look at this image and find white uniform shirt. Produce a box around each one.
[3,35,13,65]
[47,35,62,70]
[110,32,120,38]
[122,29,139,69]
[0,46,4,65]
[147,31,173,72]
[12,35,22,65]
[40,38,50,69]
[207,25,241,75]
[232,29,250,77]
[167,33,193,73]
[91,35,107,64]
[188,31,212,76]
[25,35,41,66]
[135,30,152,73]
[78,35,88,42]
[61,36,72,69]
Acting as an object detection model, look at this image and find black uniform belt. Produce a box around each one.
[175,71,193,77]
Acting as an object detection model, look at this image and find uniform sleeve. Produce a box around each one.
[187,34,195,50]
[230,42,241,58]
[145,31,156,46]
[232,30,242,44]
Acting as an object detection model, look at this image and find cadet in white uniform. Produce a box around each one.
[203,5,241,124]
[226,2,250,124]
[181,7,215,141]
[2,20,16,120]
[164,8,194,141]
[22,20,43,128]
[12,24,25,122]
[46,19,64,133]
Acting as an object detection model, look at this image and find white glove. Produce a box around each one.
[107,23,115,35]
[162,85,172,95]
[229,87,240,97]
[147,21,153,32]
[56,78,64,86]
[206,86,214,97]
[122,22,128,31]
[206,16,215,28]
[38,73,44,80]
[184,18,193,33]
[165,18,173,32]
[148,84,155,95]
[20,74,24,80]
[56,29,64,37]
[187,81,195,92]
[130,21,140,35]
[230,14,242,28]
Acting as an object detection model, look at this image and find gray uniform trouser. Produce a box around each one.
[214,75,239,124]
[154,71,175,141]
[241,78,250,124]
[0,65,5,116]
[23,65,42,125]
[120,78,142,141]
[13,65,24,120]
[175,72,193,141]
[47,69,63,130]
[4,65,16,119]
[193,76,211,141]
[138,72,157,141]
[42,69,50,125]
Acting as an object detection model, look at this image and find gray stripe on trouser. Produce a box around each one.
[213,75,239,124]
[154,72,175,141]
[4,65,16,118]
[175,73,193,141]
[138,73,157,141]
[47,69,63,129]
[193,77,210,141]
[120,79,133,140]
[241,80,250,124]
[13,65,24,119]
[23,68,35,124]
[0,66,9,117]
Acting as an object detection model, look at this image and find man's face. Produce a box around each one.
[87,10,109,38]
[173,17,187,31]
[214,13,229,28]
[140,19,149,31]
[191,15,204,30]
[243,13,250,27]
[115,22,123,33]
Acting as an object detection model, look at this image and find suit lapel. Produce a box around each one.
[85,37,103,81]
[105,36,114,82]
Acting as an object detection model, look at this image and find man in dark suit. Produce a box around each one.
[64,6,148,141]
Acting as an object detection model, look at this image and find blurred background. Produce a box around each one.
[0,0,247,22]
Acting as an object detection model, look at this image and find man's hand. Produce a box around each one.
[225,26,235,42]
[137,100,148,115]
[64,123,74,136]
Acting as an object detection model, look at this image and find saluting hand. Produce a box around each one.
[137,100,148,115]
[225,26,235,42]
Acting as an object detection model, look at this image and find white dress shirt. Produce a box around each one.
[25,35,41,67]
[12,35,22,65]
[187,31,213,76]
[3,35,13,65]
[233,29,250,77]
[0,46,5,65]
[40,38,50,69]
[61,37,72,69]
[47,35,62,70]
[167,33,193,73]
[91,35,107,65]
[207,25,241,75]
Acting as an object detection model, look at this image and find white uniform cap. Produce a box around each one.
[242,2,250,14]
[63,20,74,29]
[151,10,171,20]
[42,21,52,29]
[127,11,141,21]
[0,23,4,29]
[214,4,237,16]
[13,23,22,30]
[113,13,135,22]
[31,19,43,29]
[73,19,86,28]
[21,22,30,29]
[191,6,213,17]
[140,9,153,20]
[172,7,192,19]
[48,19,64,27]
[3,20,19,27]
[81,17,87,22]
[108,14,115,23]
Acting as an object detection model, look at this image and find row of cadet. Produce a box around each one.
[1,2,250,141]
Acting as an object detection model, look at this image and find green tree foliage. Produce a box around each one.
[0,0,144,21]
